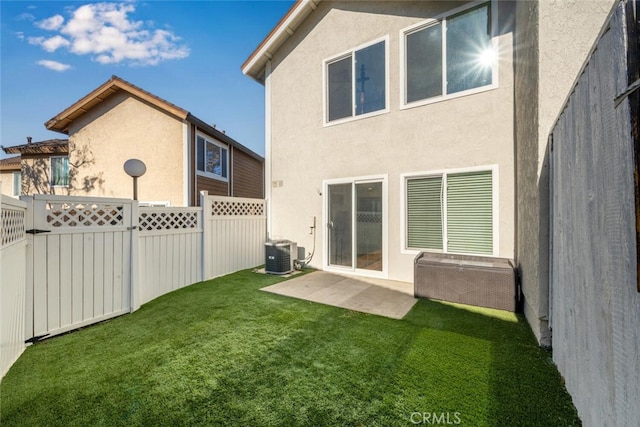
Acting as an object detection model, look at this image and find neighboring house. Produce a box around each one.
[2,139,69,196]
[244,0,518,283]
[0,155,22,197]
[2,76,264,206]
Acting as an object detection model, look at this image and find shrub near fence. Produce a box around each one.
[0,191,266,380]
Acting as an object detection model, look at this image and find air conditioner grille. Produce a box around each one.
[265,240,297,274]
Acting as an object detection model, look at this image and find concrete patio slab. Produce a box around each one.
[261,271,417,319]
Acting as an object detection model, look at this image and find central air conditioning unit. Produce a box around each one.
[265,240,297,274]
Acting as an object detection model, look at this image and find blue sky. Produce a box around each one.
[0,0,295,159]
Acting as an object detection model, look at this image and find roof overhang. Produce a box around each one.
[188,114,264,162]
[242,0,321,84]
[0,155,21,171]
[45,75,189,134]
[2,139,69,156]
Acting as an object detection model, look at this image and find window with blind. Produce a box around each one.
[406,169,494,255]
[51,156,69,187]
[12,171,21,197]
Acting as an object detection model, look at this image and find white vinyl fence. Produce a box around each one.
[23,195,135,341]
[0,194,27,379]
[0,191,266,379]
[203,195,266,280]
[138,206,202,305]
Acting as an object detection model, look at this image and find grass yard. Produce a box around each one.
[0,269,579,426]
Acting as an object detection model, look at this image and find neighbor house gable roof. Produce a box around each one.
[0,155,21,171]
[45,75,189,134]
[44,75,264,162]
[242,0,321,84]
[2,139,69,156]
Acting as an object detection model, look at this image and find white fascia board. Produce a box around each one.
[242,0,320,82]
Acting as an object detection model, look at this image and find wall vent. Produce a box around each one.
[265,240,297,274]
[414,252,516,311]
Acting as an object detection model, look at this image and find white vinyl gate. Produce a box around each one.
[24,195,134,340]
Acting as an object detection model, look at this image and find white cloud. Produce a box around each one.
[28,36,45,46]
[16,12,35,22]
[41,35,71,52]
[28,2,189,66]
[37,60,71,72]
[36,14,64,31]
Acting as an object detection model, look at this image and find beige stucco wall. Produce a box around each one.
[67,92,186,206]
[20,156,68,196]
[267,0,516,283]
[0,171,18,197]
[515,0,615,345]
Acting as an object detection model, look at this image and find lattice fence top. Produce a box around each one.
[46,202,124,227]
[210,199,265,217]
[1,207,26,247]
[139,210,199,231]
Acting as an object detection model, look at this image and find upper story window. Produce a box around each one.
[325,37,389,124]
[402,2,495,107]
[51,156,69,187]
[197,135,228,180]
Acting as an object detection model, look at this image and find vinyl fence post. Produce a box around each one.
[200,191,210,281]
[21,195,34,341]
[130,199,141,312]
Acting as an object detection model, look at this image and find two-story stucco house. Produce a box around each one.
[244,0,516,283]
[243,0,613,341]
[2,76,264,206]
[243,1,620,425]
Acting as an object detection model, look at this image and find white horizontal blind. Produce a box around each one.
[446,170,493,254]
[407,176,443,250]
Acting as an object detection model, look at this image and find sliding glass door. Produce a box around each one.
[327,179,384,274]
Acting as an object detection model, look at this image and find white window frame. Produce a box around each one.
[400,164,499,257]
[323,35,390,126]
[12,171,21,197]
[399,0,498,110]
[196,133,229,182]
[50,156,70,188]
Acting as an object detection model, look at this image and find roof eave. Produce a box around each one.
[187,114,264,162]
[45,76,189,133]
[242,0,320,84]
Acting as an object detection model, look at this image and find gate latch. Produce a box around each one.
[25,229,51,234]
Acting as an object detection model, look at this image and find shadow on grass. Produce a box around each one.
[0,269,579,427]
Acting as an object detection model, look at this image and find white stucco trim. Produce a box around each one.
[182,121,189,207]
[322,174,389,279]
[400,164,499,257]
[242,0,320,82]
[265,60,273,239]
[322,35,391,127]
[398,0,499,111]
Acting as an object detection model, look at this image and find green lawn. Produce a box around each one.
[1,269,579,426]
